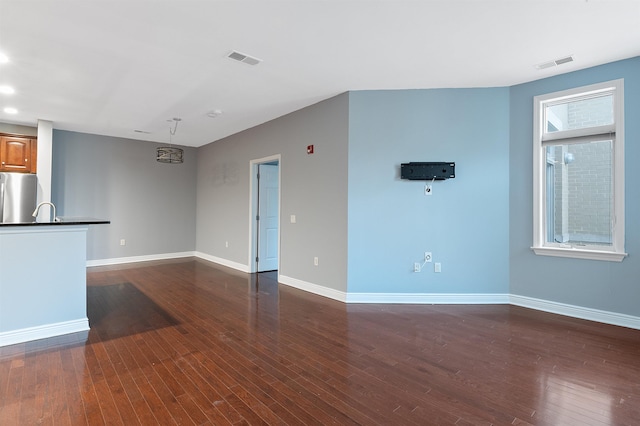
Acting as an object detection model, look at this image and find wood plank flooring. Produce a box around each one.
[2,258,640,425]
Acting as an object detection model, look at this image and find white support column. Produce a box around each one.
[36,119,54,221]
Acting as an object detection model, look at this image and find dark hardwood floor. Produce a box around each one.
[2,258,640,425]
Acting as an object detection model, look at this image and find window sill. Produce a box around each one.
[531,246,627,262]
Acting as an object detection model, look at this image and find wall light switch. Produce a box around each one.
[290,214,296,223]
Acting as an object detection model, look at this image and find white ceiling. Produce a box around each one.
[0,0,638,147]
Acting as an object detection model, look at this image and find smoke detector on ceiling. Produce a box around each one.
[207,109,223,118]
[227,50,262,66]
[535,55,574,70]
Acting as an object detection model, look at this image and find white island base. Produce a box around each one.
[0,225,90,347]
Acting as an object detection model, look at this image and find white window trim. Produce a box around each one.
[532,79,627,262]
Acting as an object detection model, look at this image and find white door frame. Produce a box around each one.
[248,154,281,274]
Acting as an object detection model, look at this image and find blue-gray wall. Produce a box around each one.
[45,56,640,319]
[509,57,640,316]
[348,89,511,295]
[52,130,197,261]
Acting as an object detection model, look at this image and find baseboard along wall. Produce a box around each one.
[86,252,640,331]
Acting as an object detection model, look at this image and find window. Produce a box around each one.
[532,79,626,261]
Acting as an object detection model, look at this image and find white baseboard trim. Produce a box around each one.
[194,252,250,273]
[87,251,195,267]
[274,279,509,306]
[0,318,89,348]
[510,294,640,330]
[279,275,348,303]
[346,293,510,304]
[85,254,640,331]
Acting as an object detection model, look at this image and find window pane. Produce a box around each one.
[545,94,613,133]
[546,140,613,246]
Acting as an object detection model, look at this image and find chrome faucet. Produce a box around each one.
[32,201,58,222]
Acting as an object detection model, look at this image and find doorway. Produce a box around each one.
[250,155,280,273]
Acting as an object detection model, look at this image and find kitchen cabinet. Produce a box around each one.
[0,135,37,173]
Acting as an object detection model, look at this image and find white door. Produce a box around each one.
[257,164,279,271]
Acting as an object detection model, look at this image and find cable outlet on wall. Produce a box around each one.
[424,252,432,263]
[120,239,126,246]
[425,184,433,196]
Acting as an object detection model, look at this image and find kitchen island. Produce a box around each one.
[0,219,109,347]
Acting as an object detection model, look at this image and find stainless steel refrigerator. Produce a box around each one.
[0,172,38,223]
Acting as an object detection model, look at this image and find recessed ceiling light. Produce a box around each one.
[0,52,8,64]
[3,107,18,114]
[0,85,15,95]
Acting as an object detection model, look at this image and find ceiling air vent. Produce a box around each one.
[554,55,574,65]
[227,50,262,66]
[535,55,574,70]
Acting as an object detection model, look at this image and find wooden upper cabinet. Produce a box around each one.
[0,135,37,173]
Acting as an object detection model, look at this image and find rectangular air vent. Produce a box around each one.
[227,50,262,66]
[535,55,574,70]
[554,55,574,65]
[535,61,556,70]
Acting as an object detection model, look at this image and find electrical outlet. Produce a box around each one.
[225,241,229,248]
[120,239,126,246]
[425,184,433,196]
[314,257,319,266]
[424,252,432,263]
[435,263,442,273]
[414,262,421,272]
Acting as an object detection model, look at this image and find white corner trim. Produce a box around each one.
[0,318,89,348]
[87,251,195,267]
[346,293,510,304]
[510,294,640,330]
[278,275,348,303]
[194,252,250,273]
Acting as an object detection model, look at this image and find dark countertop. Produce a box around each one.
[0,217,110,227]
